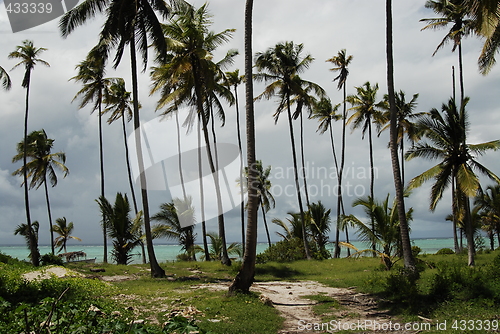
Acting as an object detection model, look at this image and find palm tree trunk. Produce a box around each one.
[287,96,311,260]
[386,0,415,273]
[43,177,55,255]
[98,98,107,263]
[458,43,465,106]
[452,174,460,254]
[198,121,211,261]
[368,121,376,256]
[130,37,164,277]
[175,112,187,200]
[260,201,272,247]
[340,83,349,257]
[229,0,258,293]
[23,77,39,266]
[465,195,475,266]
[299,112,310,207]
[234,85,245,250]
[330,125,341,258]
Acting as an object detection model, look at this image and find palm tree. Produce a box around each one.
[229,0,258,293]
[474,185,500,249]
[308,201,332,258]
[386,0,417,273]
[240,161,275,247]
[12,130,69,255]
[52,217,81,253]
[342,194,413,270]
[273,212,309,242]
[14,221,40,263]
[310,97,343,257]
[9,40,49,267]
[254,41,316,260]
[327,49,353,259]
[225,69,246,249]
[0,65,12,90]
[421,0,475,104]
[151,197,197,261]
[198,232,242,261]
[96,193,142,265]
[71,45,111,263]
[406,97,500,266]
[346,81,387,253]
[150,4,235,266]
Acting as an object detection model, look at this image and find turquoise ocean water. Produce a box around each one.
[0,238,462,264]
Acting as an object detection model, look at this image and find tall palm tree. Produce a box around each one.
[406,97,500,266]
[346,81,386,254]
[12,130,69,255]
[0,65,12,90]
[327,49,353,258]
[310,98,344,257]
[254,41,317,260]
[14,221,40,263]
[9,40,49,267]
[52,217,81,253]
[421,0,475,104]
[97,193,142,265]
[225,69,246,249]
[150,4,235,266]
[229,0,257,293]
[71,45,111,263]
[151,197,197,261]
[59,0,186,277]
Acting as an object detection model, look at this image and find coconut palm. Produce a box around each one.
[14,221,40,263]
[151,197,197,261]
[71,45,111,263]
[346,81,387,253]
[150,4,236,266]
[474,184,500,249]
[229,0,258,293]
[226,69,246,248]
[59,0,187,278]
[341,194,413,270]
[52,217,81,253]
[307,201,332,258]
[197,232,242,261]
[8,40,49,267]
[273,212,309,242]
[421,0,475,104]
[254,41,317,260]
[12,130,69,255]
[406,97,500,266]
[96,193,142,265]
[0,65,11,90]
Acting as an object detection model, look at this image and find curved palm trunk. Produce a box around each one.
[43,176,55,255]
[98,98,107,263]
[299,112,310,207]
[330,124,341,258]
[287,96,311,260]
[234,85,245,250]
[260,200,272,247]
[175,112,187,200]
[130,37,164,277]
[23,77,39,266]
[198,121,211,261]
[229,0,258,293]
[386,0,415,272]
[368,121,376,256]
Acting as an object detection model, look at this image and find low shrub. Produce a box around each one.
[256,238,324,263]
[41,253,65,266]
[436,248,454,255]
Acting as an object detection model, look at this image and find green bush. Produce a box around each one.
[256,238,325,263]
[436,248,455,255]
[40,253,65,266]
[411,245,421,257]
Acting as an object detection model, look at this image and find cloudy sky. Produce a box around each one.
[1,0,499,248]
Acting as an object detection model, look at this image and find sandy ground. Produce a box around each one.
[22,266,82,281]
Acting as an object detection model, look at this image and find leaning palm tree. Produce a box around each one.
[97,193,142,265]
[225,69,246,248]
[406,97,500,266]
[1,65,12,90]
[151,197,197,261]
[12,130,69,255]
[14,221,40,263]
[229,0,258,293]
[52,217,81,253]
[59,0,186,278]
[254,41,317,260]
[421,0,475,104]
[9,40,49,267]
[150,4,235,266]
[346,81,387,253]
[71,45,111,263]
[327,49,353,258]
